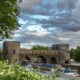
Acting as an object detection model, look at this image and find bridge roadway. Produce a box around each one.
[20,50,58,56]
[19,50,58,64]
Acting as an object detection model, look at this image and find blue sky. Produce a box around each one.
[0,0,80,49]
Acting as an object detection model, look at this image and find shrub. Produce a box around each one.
[0,61,55,80]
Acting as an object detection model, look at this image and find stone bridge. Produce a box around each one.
[19,50,58,64]
[3,41,70,64]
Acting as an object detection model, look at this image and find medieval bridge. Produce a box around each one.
[3,41,70,64]
[19,50,58,64]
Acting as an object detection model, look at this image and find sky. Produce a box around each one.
[0,0,80,49]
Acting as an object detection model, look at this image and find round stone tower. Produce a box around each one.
[52,44,69,51]
[3,41,20,63]
[52,44,70,64]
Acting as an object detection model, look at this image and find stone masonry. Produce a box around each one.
[3,41,70,64]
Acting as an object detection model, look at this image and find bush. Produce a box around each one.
[0,61,55,80]
[0,50,3,60]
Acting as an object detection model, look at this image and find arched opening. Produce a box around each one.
[21,56,30,65]
[51,57,57,64]
[35,56,47,63]
[25,56,30,61]
[65,60,69,64]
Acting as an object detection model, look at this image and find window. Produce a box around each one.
[13,50,15,54]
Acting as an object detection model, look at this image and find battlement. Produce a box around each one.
[3,41,70,64]
[3,41,20,63]
[52,44,69,51]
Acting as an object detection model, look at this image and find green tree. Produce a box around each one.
[32,45,49,50]
[75,46,80,62]
[70,48,76,59]
[0,0,22,38]
[70,46,80,62]
[0,50,3,60]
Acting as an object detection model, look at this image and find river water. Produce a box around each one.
[23,65,80,80]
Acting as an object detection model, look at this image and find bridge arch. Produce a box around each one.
[65,60,69,64]
[50,57,57,64]
[20,56,31,65]
[35,55,47,63]
[25,56,30,61]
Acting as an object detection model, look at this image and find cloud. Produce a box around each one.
[10,28,80,49]
[14,0,80,48]
[20,0,42,11]
[0,0,80,49]
[19,0,80,32]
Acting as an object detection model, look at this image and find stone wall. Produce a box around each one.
[3,41,20,63]
[3,41,70,64]
[52,44,69,51]
[19,50,58,64]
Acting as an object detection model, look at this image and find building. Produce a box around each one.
[3,41,70,64]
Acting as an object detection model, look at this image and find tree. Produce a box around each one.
[0,49,3,60]
[0,0,22,39]
[75,46,80,62]
[70,48,76,59]
[70,46,80,62]
[32,45,49,50]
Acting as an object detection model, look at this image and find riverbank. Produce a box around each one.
[23,65,80,80]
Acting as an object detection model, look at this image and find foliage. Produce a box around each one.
[70,46,80,62]
[32,45,49,50]
[70,48,76,59]
[0,50,3,60]
[75,46,80,62]
[0,61,55,80]
[0,0,22,38]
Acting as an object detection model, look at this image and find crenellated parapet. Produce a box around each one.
[3,41,70,64]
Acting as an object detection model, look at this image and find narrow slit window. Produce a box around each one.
[13,50,15,54]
